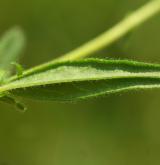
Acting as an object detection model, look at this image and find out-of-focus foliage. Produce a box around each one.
[0,0,160,165]
[0,27,25,71]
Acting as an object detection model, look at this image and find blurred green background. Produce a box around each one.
[0,0,160,164]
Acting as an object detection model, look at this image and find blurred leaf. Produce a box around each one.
[1,58,160,102]
[0,69,5,84]
[0,27,26,74]
[0,93,27,112]
[11,62,24,78]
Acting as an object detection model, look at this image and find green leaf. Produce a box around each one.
[0,27,26,73]
[0,70,5,84]
[0,93,27,112]
[11,62,24,78]
[1,58,160,102]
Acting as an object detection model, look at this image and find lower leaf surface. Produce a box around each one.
[1,59,160,102]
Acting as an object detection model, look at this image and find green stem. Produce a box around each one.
[8,0,160,80]
[58,0,160,61]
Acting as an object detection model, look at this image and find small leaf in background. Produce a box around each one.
[0,93,27,112]
[0,27,26,74]
[11,62,24,78]
[1,59,160,102]
[0,70,5,84]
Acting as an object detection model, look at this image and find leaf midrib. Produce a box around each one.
[1,71,160,93]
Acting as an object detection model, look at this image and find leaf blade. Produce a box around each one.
[0,27,26,73]
[1,59,160,101]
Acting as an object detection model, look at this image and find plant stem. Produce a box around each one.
[57,0,160,61]
[8,0,160,80]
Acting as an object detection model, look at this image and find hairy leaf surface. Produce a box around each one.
[1,59,160,101]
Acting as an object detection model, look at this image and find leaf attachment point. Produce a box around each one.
[11,62,24,78]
